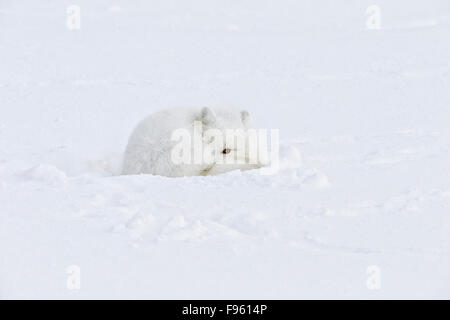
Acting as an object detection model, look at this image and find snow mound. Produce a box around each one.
[279,144,303,169]
[20,164,68,186]
[78,146,328,244]
[88,153,123,176]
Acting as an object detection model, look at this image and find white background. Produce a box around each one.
[0,0,449,299]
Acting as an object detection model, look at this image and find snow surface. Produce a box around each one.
[1,0,450,299]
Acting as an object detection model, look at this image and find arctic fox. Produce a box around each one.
[122,107,263,177]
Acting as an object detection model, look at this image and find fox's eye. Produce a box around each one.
[222,148,231,155]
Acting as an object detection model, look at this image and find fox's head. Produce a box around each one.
[195,107,263,175]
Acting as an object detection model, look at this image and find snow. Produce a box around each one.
[1,0,450,299]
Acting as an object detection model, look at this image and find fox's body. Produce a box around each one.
[122,107,262,177]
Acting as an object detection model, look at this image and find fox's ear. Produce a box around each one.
[201,107,216,125]
[241,110,250,126]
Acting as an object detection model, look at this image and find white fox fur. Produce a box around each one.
[122,107,262,177]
